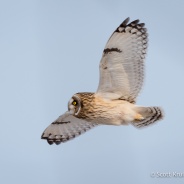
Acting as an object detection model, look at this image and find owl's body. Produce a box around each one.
[41,17,164,145]
[74,92,136,125]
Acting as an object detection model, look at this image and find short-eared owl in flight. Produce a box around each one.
[41,17,164,145]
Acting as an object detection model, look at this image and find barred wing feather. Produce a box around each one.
[41,112,97,145]
[97,18,148,103]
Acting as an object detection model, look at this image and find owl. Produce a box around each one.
[41,17,164,145]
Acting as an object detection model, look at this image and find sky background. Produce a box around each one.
[1,0,184,184]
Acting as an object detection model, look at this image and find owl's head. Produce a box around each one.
[68,92,95,117]
[68,94,82,116]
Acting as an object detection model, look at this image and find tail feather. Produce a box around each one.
[132,106,164,128]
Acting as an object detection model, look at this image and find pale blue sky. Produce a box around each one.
[1,1,184,184]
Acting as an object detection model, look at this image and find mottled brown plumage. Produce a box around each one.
[75,93,95,119]
[74,92,117,124]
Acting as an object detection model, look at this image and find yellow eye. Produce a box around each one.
[72,101,77,106]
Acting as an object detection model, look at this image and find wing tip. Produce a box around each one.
[129,19,140,25]
[122,17,130,26]
[115,17,146,34]
[41,132,62,145]
[41,131,77,145]
[41,132,47,139]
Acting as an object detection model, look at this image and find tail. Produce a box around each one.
[132,106,164,128]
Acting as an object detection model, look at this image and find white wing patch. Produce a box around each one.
[41,112,98,145]
[97,18,148,103]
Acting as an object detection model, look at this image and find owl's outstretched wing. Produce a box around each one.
[41,112,98,145]
[96,17,148,103]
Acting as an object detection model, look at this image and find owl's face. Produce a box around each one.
[68,94,82,116]
[68,93,95,117]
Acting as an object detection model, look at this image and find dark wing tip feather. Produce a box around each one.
[138,23,145,27]
[41,133,45,139]
[129,19,140,25]
[41,131,74,145]
[114,17,129,32]
[47,139,54,145]
[122,17,130,26]
[115,17,146,33]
